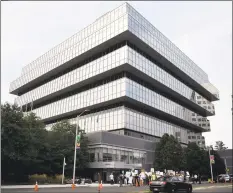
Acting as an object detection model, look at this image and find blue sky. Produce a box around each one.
[1,1,232,148]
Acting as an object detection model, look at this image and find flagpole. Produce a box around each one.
[62,157,66,184]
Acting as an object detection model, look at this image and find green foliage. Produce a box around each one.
[211,148,226,176]
[48,120,89,175]
[214,141,228,151]
[1,102,89,184]
[185,142,209,175]
[154,134,226,178]
[154,133,184,172]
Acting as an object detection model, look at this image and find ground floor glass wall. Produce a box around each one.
[88,145,147,164]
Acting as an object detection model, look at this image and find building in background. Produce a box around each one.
[9,3,219,181]
[187,90,218,148]
[218,149,233,174]
[187,132,206,148]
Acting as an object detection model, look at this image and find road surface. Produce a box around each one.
[2,183,232,193]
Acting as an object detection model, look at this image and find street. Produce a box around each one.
[2,184,232,193]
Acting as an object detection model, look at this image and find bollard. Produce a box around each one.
[98,183,101,193]
[100,180,103,189]
[34,181,38,192]
[72,183,76,190]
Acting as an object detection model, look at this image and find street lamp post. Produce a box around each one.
[223,147,228,174]
[208,147,214,182]
[72,109,89,186]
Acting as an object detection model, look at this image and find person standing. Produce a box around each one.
[194,174,198,184]
[109,173,114,185]
[119,174,123,187]
[198,174,202,184]
[148,174,152,184]
[152,173,156,181]
[135,174,140,187]
[123,174,127,185]
[128,174,133,186]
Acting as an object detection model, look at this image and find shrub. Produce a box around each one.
[47,174,63,184]
[54,174,63,184]
[28,174,47,184]
[28,174,64,184]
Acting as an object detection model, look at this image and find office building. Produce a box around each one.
[10,3,219,181]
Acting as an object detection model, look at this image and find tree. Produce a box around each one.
[1,103,28,182]
[185,142,202,175]
[23,112,50,175]
[48,120,89,176]
[154,133,184,172]
[1,102,90,183]
[209,148,226,176]
[185,142,211,176]
[1,103,48,183]
[154,133,170,170]
[214,141,228,151]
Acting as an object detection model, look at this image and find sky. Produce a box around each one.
[1,1,232,148]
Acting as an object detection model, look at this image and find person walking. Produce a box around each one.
[109,173,114,185]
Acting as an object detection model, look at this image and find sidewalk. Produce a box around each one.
[1,181,213,189]
[1,183,122,189]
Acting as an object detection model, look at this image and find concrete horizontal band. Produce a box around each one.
[10,31,217,102]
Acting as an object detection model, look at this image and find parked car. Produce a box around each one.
[65,178,92,184]
[150,176,192,193]
[65,178,81,184]
[83,178,92,184]
[218,174,230,183]
[229,174,233,181]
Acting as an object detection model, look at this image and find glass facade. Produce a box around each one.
[46,106,188,144]
[127,6,209,87]
[31,77,209,131]
[10,5,128,92]
[15,45,214,115]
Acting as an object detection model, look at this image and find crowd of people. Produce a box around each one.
[109,171,156,187]
[109,170,202,187]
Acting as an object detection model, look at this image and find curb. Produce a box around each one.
[1,183,122,189]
